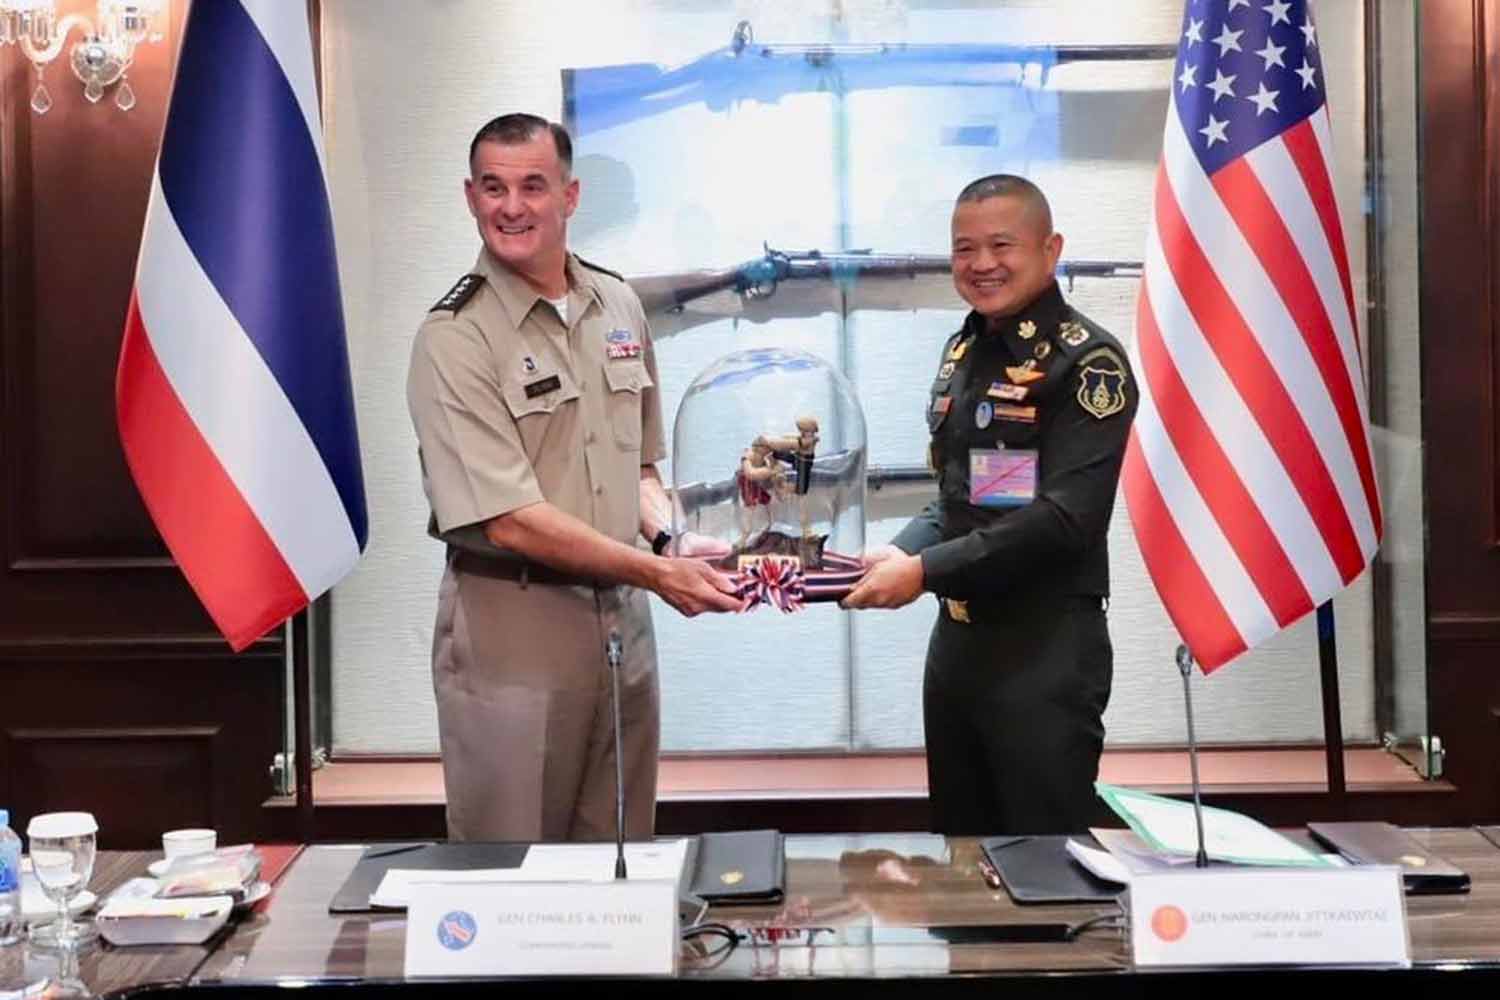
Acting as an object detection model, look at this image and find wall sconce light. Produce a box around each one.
[0,0,164,113]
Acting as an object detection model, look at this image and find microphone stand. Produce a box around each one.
[1176,644,1210,868]
[607,629,628,880]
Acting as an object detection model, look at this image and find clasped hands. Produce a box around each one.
[840,544,924,610]
[655,536,923,616]
[654,530,744,617]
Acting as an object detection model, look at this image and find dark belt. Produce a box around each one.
[941,593,1106,625]
[449,549,603,589]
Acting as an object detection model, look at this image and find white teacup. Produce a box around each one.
[161,828,216,860]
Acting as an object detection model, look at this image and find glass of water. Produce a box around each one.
[26,812,98,950]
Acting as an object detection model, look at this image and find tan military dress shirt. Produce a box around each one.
[409,248,666,543]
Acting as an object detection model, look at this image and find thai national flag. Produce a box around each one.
[116,0,367,652]
[1122,0,1380,672]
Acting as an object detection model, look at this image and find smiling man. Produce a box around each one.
[842,174,1137,836]
[406,114,741,843]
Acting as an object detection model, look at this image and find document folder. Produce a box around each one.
[1307,821,1470,895]
[328,842,528,913]
[689,829,785,904]
[980,835,1124,905]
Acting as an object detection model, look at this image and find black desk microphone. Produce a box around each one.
[606,629,628,879]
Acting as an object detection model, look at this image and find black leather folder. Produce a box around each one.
[689,829,785,904]
[328,842,528,913]
[1307,821,1470,895]
[980,835,1124,905]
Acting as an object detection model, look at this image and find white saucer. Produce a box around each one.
[235,880,271,911]
[147,858,171,878]
[21,887,97,924]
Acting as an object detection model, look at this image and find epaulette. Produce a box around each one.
[430,273,483,314]
[1050,311,1124,368]
[575,255,625,283]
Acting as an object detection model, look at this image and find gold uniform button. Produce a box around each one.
[585,430,597,444]
[594,484,604,495]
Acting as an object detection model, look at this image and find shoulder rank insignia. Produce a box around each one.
[1076,349,1129,420]
[938,361,956,379]
[1059,320,1090,347]
[947,335,973,362]
[430,273,483,314]
[1033,340,1052,361]
[1017,320,1037,340]
[574,255,624,283]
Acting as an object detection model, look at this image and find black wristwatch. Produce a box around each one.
[650,529,673,556]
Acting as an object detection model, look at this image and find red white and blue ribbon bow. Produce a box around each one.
[734,557,806,613]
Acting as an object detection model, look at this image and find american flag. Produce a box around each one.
[116,0,367,651]
[1122,0,1381,672]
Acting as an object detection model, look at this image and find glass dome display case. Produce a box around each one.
[670,347,867,610]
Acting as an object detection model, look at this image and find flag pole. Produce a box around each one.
[292,610,316,843]
[1316,601,1347,806]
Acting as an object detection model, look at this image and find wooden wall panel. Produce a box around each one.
[0,1,285,848]
[1420,0,1500,823]
[5,727,218,846]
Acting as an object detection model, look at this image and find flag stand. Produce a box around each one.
[292,610,316,843]
[1316,601,1347,807]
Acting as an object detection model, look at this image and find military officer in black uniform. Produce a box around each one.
[843,174,1137,835]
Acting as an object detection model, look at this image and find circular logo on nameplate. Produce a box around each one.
[1150,904,1189,943]
[720,870,745,886]
[437,910,478,951]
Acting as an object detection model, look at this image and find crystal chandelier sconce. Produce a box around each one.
[0,1,164,114]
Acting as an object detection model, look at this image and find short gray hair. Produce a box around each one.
[955,174,1052,231]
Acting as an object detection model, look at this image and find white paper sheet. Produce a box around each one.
[369,839,690,909]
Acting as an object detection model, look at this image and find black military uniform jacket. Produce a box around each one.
[892,281,1137,606]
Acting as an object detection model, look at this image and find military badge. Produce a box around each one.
[975,400,993,429]
[929,394,952,434]
[988,380,1028,402]
[947,336,972,361]
[1059,321,1090,347]
[1033,340,1052,360]
[1076,351,1129,419]
[938,361,956,379]
[521,356,538,374]
[1006,364,1045,386]
[1018,320,1038,340]
[606,328,632,343]
[606,343,642,359]
[994,403,1037,423]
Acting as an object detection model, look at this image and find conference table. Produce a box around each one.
[6,828,1500,997]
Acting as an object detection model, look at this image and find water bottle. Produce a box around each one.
[0,809,21,945]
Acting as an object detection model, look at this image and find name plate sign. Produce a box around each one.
[405,879,679,977]
[1129,866,1409,968]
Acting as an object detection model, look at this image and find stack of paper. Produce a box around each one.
[1089,783,1332,872]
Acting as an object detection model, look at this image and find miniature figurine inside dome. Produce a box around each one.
[669,347,867,610]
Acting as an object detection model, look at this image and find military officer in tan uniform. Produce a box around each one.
[407,113,742,842]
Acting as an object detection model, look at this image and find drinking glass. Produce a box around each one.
[26,812,98,950]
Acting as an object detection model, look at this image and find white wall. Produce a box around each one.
[320,0,1413,756]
